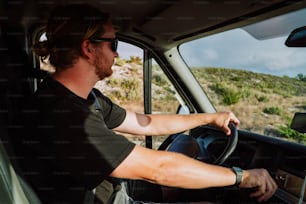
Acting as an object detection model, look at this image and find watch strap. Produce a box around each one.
[231,166,243,186]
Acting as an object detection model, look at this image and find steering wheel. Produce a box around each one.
[158,123,238,165]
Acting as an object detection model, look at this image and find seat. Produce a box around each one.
[0,23,42,204]
[0,134,41,204]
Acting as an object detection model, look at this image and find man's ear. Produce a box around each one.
[81,40,94,60]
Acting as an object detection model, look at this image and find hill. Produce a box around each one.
[94,60,306,144]
[191,67,306,136]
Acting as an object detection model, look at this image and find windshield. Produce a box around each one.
[179,8,306,145]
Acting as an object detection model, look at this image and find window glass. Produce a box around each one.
[96,43,144,113]
[151,58,185,149]
[152,59,181,114]
[179,9,306,145]
[37,32,55,73]
[95,41,145,146]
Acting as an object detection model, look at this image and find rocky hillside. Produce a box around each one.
[192,68,306,135]
[94,60,306,144]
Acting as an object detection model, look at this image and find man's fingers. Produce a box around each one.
[249,175,278,202]
[223,126,231,135]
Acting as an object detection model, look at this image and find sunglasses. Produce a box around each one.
[89,38,118,52]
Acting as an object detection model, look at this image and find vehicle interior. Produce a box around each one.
[1,0,306,203]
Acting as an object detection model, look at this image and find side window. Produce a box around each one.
[100,41,185,149]
[36,32,55,73]
[36,38,186,148]
[95,43,144,113]
[151,59,183,149]
[95,41,145,146]
[180,18,306,145]
[151,59,181,114]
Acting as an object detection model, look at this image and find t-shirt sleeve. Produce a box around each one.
[93,89,126,129]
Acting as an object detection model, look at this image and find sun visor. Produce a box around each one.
[242,8,306,40]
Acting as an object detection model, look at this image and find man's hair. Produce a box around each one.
[33,4,110,71]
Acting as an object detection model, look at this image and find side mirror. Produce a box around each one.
[290,112,306,133]
[285,26,306,47]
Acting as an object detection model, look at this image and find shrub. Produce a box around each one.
[108,90,123,101]
[128,56,142,65]
[222,89,241,105]
[152,74,168,87]
[296,73,306,82]
[114,57,126,66]
[107,78,120,86]
[277,124,306,144]
[256,95,269,102]
[210,83,241,105]
[263,106,282,115]
[121,78,140,90]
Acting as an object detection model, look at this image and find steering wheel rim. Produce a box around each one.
[158,123,238,165]
[211,123,238,165]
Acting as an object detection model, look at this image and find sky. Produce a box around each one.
[117,42,143,60]
[179,29,306,77]
[117,8,306,78]
[118,32,306,78]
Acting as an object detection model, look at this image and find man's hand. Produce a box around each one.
[211,111,240,135]
[239,169,278,202]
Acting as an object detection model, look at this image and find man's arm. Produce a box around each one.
[110,145,277,203]
[114,110,240,136]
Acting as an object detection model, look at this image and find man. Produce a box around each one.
[15,3,277,204]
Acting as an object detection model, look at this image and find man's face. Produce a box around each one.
[93,22,118,80]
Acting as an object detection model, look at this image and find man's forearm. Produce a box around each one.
[111,145,236,189]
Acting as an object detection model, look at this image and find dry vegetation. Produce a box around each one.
[96,61,306,145]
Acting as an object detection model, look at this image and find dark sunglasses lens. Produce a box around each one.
[112,39,118,52]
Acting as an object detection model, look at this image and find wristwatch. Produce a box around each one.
[231,166,243,186]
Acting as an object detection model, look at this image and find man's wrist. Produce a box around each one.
[231,166,243,186]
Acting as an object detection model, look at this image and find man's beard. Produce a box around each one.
[94,53,113,80]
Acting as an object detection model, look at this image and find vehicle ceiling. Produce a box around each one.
[1,0,306,50]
